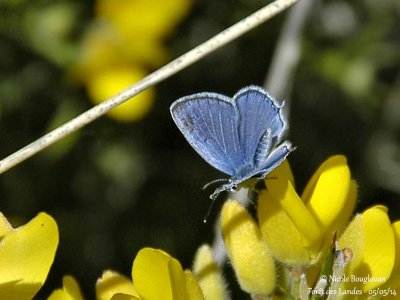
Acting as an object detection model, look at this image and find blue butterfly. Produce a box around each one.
[170,85,294,199]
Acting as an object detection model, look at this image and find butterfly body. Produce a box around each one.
[170,85,294,199]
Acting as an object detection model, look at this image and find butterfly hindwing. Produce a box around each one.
[256,140,293,177]
[234,86,288,169]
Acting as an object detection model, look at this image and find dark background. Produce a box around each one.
[0,0,399,298]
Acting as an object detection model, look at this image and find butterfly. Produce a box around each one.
[170,85,294,200]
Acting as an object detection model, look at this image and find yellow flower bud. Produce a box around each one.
[184,270,206,300]
[221,200,275,296]
[192,245,228,300]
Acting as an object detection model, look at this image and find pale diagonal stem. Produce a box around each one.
[264,0,314,99]
[0,0,299,174]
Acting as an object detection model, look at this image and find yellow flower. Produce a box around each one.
[48,275,84,300]
[96,247,205,300]
[192,245,229,300]
[258,155,357,266]
[338,205,397,294]
[95,0,193,41]
[0,212,59,300]
[71,23,159,122]
[71,24,166,82]
[71,0,192,122]
[221,200,276,296]
[86,66,155,122]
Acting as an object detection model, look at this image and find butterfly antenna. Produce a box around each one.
[203,181,231,223]
[203,193,220,224]
[202,178,228,190]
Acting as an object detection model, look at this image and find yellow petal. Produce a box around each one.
[221,200,275,295]
[0,212,59,300]
[86,67,155,122]
[96,270,139,300]
[71,25,124,82]
[184,270,205,300]
[70,24,167,83]
[259,178,321,265]
[48,290,73,300]
[110,294,139,300]
[192,245,227,300]
[301,155,344,203]
[132,248,188,300]
[333,180,357,236]
[383,220,400,289]
[268,159,295,187]
[96,0,192,40]
[302,155,353,236]
[338,214,364,271]
[48,275,84,300]
[339,206,395,291]
[0,213,13,237]
[360,206,394,291]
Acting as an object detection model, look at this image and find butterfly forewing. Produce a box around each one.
[170,93,244,176]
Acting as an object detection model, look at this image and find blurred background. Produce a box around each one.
[0,0,399,298]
